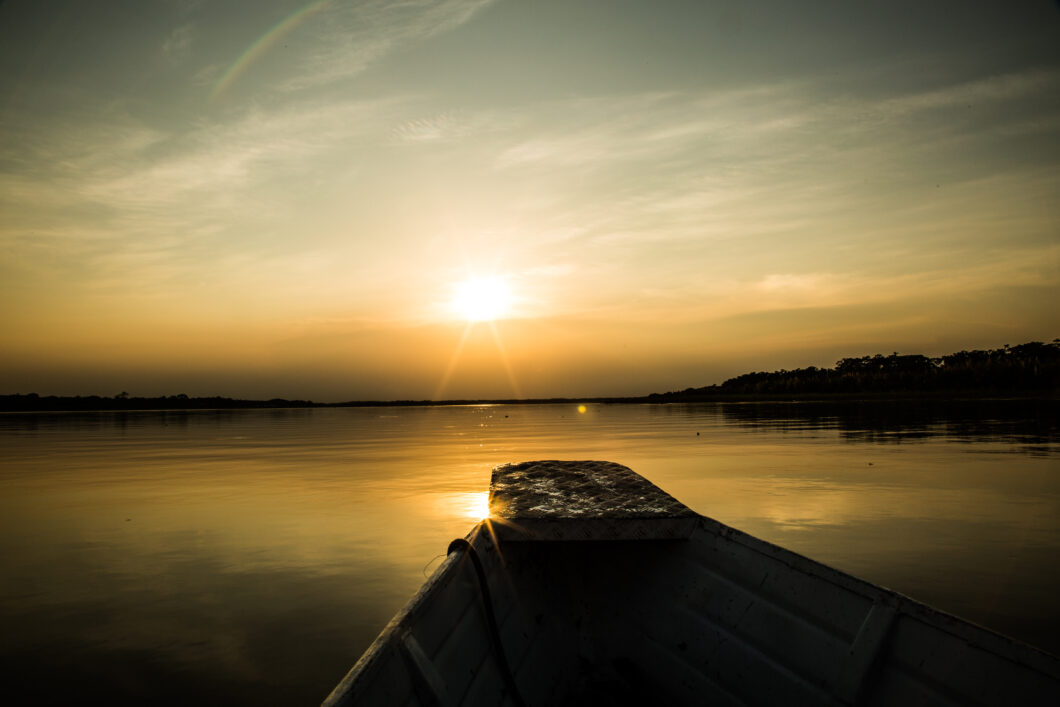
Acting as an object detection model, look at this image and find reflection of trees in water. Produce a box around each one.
[0,408,315,434]
[0,393,318,413]
[718,399,1060,452]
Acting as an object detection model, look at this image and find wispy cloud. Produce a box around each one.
[876,68,1060,116]
[488,66,1059,239]
[433,66,1059,328]
[390,110,496,143]
[2,47,1056,335]
[162,23,195,62]
[268,0,495,93]
[0,95,409,297]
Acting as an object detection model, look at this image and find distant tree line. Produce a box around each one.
[0,393,318,412]
[3,340,1056,410]
[649,340,1060,400]
[0,393,616,412]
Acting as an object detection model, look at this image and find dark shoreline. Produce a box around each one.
[5,340,1055,412]
[1,390,1056,413]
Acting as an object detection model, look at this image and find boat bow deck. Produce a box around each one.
[489,460,698,541]
[323,460,1060,707]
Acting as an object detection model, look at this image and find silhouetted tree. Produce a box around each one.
[653,340,1059,399]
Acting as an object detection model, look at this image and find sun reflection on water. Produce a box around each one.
[451,491,491,521]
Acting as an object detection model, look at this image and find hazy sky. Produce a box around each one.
[2,0,1058,400]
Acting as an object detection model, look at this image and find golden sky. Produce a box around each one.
[1,1,1058,400]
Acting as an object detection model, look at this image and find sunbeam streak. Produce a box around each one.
[489,321,523,399]
[433,322,474,400]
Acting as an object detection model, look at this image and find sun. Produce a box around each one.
[450,275,513,322]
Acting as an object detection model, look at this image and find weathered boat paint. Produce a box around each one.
[323,461,1060,706]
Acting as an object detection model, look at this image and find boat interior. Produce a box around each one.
[325,517,1058,706]
[323,461,1059,706]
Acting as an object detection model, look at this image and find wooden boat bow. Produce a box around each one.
[323,460,1060,706]
[488,460,698,541]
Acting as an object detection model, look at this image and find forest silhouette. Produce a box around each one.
[649,340,1059,401]
[2,340,1056,411]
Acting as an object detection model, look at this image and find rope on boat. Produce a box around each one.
[447,537,528,707]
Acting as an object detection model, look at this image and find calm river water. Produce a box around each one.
[1,401,1057,704]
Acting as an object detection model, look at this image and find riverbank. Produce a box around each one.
[1,389,1056,412]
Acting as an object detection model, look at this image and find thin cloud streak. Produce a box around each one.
[1,96,410,288]
[274,0,496,93]
[5,66,1055,319]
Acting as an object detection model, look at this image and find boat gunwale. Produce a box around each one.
[320,523,488,706]
[693,513,1060,671]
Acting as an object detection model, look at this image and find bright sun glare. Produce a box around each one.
[450,276,513,322]
[464,492,491,520]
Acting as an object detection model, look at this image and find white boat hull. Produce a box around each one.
[323,461,1060,706]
